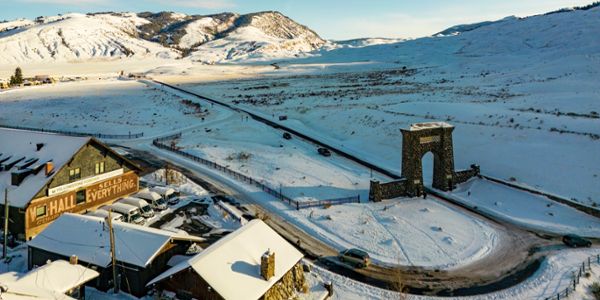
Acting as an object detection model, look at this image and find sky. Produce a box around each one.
[0,0,595,39]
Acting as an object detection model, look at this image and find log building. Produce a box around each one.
[0,128,141,240]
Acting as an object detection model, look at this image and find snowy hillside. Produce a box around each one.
[0,11,325,64]
[0,13,179,64]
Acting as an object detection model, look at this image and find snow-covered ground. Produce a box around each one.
[443,178,600,238]
[0,79,215,137]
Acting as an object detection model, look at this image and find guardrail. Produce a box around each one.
[152,133,360,210]
[545,253,600,300]
[0,124,143,139]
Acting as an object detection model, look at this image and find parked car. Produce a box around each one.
[151,186,179,205]
[118,197,155,218]
[135,189,167,211]
[318,147,332,157]
[283,132,292,140]
[338,248,370,268]
[278,115,288,121]
[563,234,592,248]
[102,203,145,225]
[86,209,124,223]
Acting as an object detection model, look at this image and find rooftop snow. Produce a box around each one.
[28,213,204,268]
[147,219,303,300]
[0,128,90,208]
[408,122,454,131]
[0,260,98,299]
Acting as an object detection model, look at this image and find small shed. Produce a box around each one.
[147,219,307,300]
[27,213,204,297]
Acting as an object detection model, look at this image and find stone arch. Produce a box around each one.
[368,122,479,202]
[401,122,456,196]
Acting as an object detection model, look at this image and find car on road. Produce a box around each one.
[318,147,332,157]
[338,248,370,268]
[283,132,292,140]
[563,234,592,248]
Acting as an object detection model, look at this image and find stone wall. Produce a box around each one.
[262,263,307,300]
[369,180,408,202]
[454,164,480,185]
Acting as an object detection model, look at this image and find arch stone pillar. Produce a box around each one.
[400,122,455,197]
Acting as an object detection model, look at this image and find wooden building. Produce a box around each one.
[0,128,141,240]
[147,219,308,300]
[28,213,204,297]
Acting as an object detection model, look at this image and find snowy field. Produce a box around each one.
[178,7,600,208]
[445,178,600,238]
[0,79,216,137]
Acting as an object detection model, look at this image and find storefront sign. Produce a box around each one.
[48,168,123,196]
[28,172,138,228]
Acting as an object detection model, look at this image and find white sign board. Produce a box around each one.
[48,168,124,196]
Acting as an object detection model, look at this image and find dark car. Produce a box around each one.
[318,147,331,157]
[563,234,592,248]
[338,248,370,268]
[283,132,292,140]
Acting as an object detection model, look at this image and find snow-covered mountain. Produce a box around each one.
[0,11,325,64]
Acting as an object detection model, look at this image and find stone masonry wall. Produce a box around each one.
[262,263,307,300]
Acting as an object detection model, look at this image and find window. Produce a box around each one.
[35,206,46,217]
[95,162,105,174]
[76,190,86,204]
[69,168,81,181]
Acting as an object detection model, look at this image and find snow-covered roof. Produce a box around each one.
[28,213,204,268]
[0,260,98,299]
[0,128,90,208]
[147,219,303,300]
[408,122,454,131]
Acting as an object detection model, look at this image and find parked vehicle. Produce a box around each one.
[338,248,370,268]
[283,132,292,140]
[563,234,592,248]
[318,147,332,157]
[135,189,167,211]
[102,203,145,225]
[278,115,288,121]
[118,197,155,218]
[151,186,179,205]
[86,209,124,222]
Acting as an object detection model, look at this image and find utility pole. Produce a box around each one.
[3,188,8,259]
[165,164,170,186]
[107,210,119,293]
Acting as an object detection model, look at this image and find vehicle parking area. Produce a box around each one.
[83,168,251,247]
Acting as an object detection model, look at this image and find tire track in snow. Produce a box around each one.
[364,205,413,265]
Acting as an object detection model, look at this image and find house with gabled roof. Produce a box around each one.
[27,213,204,297]
[147,219,308,300]
[0,128,141,240]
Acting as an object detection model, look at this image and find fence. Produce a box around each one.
[0,124,143,139]
[152,133,360,210]
[544,253,600,300]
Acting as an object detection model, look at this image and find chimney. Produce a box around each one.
[260,249,275,281]
[70,255,78,265]
[45,162,54,176]
[36,143,45,151]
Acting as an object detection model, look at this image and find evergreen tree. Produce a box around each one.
[9,67,23,85]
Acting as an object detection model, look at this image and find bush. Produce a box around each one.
[590,282,600,300]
